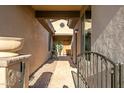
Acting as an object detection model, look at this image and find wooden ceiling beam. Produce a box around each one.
[35,11,80,18]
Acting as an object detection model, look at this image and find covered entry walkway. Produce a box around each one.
[29,56,77,88]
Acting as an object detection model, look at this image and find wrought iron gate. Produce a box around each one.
[76,51,124,88]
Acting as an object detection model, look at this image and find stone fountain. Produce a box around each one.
[0,37,31,88]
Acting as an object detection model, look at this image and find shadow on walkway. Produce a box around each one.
[51,56,76,68]
[29,56,76,88]
[47,56,76,67]
[29,72,53,88]
[63,85,69,88]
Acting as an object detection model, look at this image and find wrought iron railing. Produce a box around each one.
[77,51,124,88]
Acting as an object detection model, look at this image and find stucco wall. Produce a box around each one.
[0,6,50,76]
[71,20,83,63]
[92,5,124,64]
[75,20,84,55]
[77,27,82,55]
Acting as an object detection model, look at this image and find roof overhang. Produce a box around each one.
[32,5,82,11]
[35,11,80,19]
[37,18,55,34]
[67,6,90,29]
[32,5,90,33]
[67,18,79,29]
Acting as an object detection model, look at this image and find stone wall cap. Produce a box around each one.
[0,54,31,67]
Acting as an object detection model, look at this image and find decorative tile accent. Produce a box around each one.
[7,69,21,87]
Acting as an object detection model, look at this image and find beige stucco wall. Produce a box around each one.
[0,6,50,78]
[92,6,124,87]
[71,31,75,62]
[91,5,124,64]
[71,20,83,63]
[76,21,82,55]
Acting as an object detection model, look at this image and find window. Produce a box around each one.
[60,22,65,28]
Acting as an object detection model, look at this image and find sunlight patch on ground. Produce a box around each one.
[48,60,76,88]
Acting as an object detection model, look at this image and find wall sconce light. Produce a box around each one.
[74,29,78,33]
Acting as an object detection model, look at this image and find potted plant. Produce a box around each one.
[54,41,63,56]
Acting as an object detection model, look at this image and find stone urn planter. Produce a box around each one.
[0,37,31,88]
[0,37,24,53]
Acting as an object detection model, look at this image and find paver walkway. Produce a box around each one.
[29,56,77,88]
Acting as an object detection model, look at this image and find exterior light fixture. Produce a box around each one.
[74,29,78,33]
